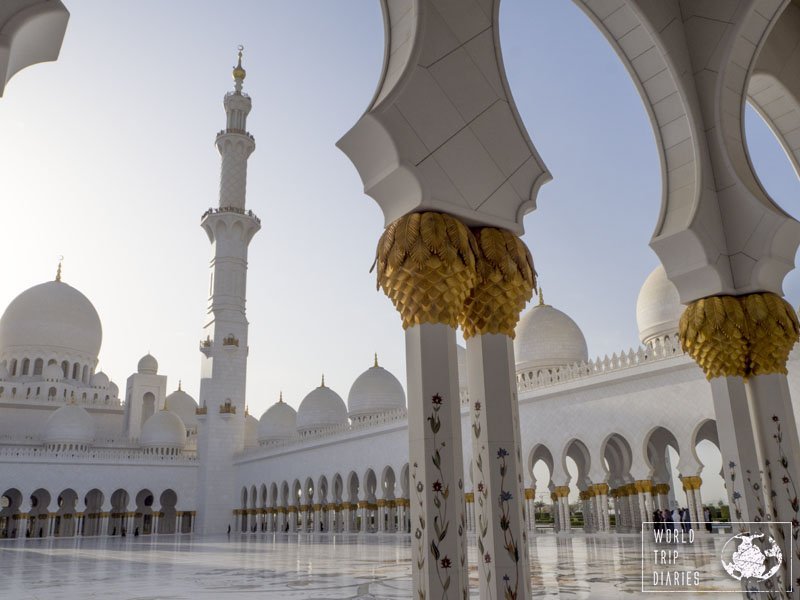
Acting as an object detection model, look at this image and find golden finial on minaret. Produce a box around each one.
[245,405,249,417]
[55,256,63,282]
[374,353,379,368]
[178,380,182,391]
[538,287,544,306]
[278,391,283,403]
[232,45,246,81]
[321,374,325,387]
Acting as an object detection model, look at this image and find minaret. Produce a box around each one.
[195,46,260,534]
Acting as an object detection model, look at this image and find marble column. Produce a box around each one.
[654,483,670,512]
[376,500,385,533]
[466,333,531,599]
[151,506,161,535]
[554,487,570,533]
[747,373,800,588]
[551,493,560,532]
[277,508,287,532]
[524,488,535,532]
[406,323,469,598]
[288,507,297,532]
[312,504,321,533]
[634,480,652,531]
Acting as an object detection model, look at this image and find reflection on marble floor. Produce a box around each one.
[0,532,737,599]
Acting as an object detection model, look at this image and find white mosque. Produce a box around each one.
[5,1,800,596]
[0,44,796,536]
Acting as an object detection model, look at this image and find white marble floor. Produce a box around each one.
[0,532,742,599]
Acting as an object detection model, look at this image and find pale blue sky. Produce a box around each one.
[0,0,798,497]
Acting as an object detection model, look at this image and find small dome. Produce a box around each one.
[91,371,109,388]
[165,386,198,428]
[258,396,298,443]
[636,265,682,345]
[43,363,63,381]
[514,296,588,371]
[107,381,119,397]
[140,407,185,449]
[297,378,348,433]
[0,280,102,360]
[245,413,258,448]
[137,353,158,375]
[457,344,468,391]
[43,404,95,445]
[347,357,405,418]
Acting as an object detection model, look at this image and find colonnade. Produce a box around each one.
[233,499,411,534]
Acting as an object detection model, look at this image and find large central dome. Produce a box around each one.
[0,280,102,360]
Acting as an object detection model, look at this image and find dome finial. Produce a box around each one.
[321,373,325,387]
[178,379,182,391]
[232,44,246,90]
[55,256,63,282]
[278,390,283,403]
[538,287,544,306]
[374,353,378,368]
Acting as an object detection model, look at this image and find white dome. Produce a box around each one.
[245,413,258,448]
[457,344,468,391]
[297,379,348,432]
[0,280,102,360]
[140,408,186,449]
[43,404,95,445]
[137,353,158,375]
[108,381,119,397]
[636,265,683,345]
[43,363,63,381]
[165,387,198,428]
[258,397,298,443]
[347,358,405,418]
[91,371,109,388]
[514,299,588,371]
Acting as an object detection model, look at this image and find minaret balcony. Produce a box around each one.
[200,206,260,226]
[215,128,255,142]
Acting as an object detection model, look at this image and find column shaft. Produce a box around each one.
[406,323,468,599]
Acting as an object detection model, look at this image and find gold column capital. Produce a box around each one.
[459,227,535,339]
[681,476,702,491]
[679,292,799,379]
[375,212,478,329]
[554,485,570,498]
[634,479,653,494]
[524,488,535,500]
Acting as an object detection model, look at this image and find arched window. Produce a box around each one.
[10,359,17,377]
[82,365,89,384]
[48,387,56,398]
[33,359,43,376]
[72,363,80,380]
[61,361,69,378]
[21,358,30,376]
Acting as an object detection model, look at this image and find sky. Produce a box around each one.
[1,1,799,503]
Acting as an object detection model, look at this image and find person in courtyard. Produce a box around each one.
[227,524,231,536]
[704,506,712,532]
[681,507,691,532]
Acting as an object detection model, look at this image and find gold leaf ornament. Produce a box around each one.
[375,212,478,329]
[460,228,536,339]
[679,292,799,379]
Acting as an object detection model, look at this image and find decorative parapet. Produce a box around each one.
[201,206,261,225]
[0,444,198,464]
[240,407,408,457]
[514,334,686,394]
[222,334,239,348]
[219,401,236,415]
[196,406,208,415]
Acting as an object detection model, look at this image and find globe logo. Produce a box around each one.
[720,533,783,581]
